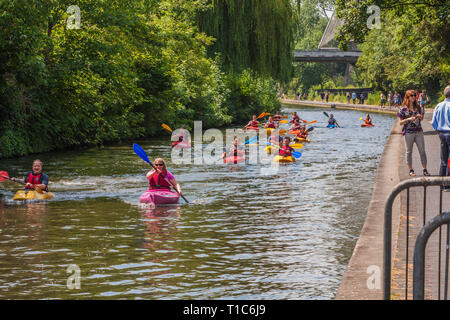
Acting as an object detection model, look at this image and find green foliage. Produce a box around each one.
[197,0,295,83]
[0,0,281,158]
[335,0,450,99]
[224,70,281,124]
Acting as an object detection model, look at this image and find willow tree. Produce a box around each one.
[197,0,295,83]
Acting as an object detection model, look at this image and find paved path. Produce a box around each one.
[335,110,450,300]
[390,112,450,300]
[281,98,399,115]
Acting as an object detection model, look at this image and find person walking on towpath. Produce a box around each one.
[352,92,357,104]
[380,93,386,108]
[431,85,450,187]
[398,90,430,177]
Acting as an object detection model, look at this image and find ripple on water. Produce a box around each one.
[0,107,395,299]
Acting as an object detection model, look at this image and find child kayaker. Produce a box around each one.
[279,137,294,157]
[290,119,302,131]
[295,125,308,141]
[146,158,182,194]
[290,112,301,123]
[265,116,277,129]
[11,159,49,192]
[273,112,282,122]
[245,115,260,129]
[222,137,245,159]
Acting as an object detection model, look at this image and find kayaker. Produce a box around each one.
[364,114,373,125]
[222,137,245,159]
[328,114,338,127]
[273,112,282,122]
[290,112,301,123]
[171,136,184,148]
[295,125,308,140]
[10,159,49,192]
[265,116,277,129]
[290,119,302,131]
[146,158,182,194]
[245,115,260,129]
[279,137,294,157]
[268,134,283,147]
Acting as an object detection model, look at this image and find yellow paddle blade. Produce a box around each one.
[161,123,173,132]
[359,117,363,120]
[290,143,303,150]
[257,112,266,119]
[280,120,288,124]
[279,130,287,135]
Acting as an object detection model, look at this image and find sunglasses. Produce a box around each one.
[155,163,164,167]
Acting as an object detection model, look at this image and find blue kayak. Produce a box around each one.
[327,124,337,128]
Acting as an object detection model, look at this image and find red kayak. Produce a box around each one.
[139,189,180,205]
[245,126,259,131]
[288,130,301,135]
[361,123,375,127]
[223,156,245,164]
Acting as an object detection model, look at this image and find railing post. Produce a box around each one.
[413,212,450,300]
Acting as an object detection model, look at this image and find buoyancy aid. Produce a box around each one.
[149,171,171,190]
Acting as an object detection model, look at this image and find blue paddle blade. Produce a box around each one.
[245,136,258,144]
[133,143,150,164]
[292,151,302,159]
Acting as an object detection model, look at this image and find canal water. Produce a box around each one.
[0,106,396,299]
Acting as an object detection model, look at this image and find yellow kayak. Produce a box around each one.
[273,155,296,163]
[13,190,54,201]
[265,128,276,134]
[265,145,274,154]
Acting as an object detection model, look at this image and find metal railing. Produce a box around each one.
[413,211,450,300]
[383,177,450,300]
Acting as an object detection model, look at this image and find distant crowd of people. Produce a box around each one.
[380,89,429,109]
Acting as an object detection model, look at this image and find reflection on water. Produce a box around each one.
[0,106,395,299]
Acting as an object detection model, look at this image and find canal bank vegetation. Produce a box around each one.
[0,0,294,159]
[335,0,449,102]
[284,0,448,106]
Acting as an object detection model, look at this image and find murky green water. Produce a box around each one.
[0,106,395,299]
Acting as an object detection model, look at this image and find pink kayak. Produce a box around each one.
[139,189,180,205]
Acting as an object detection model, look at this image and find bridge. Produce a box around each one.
[293,49,361,64]
[293,10,361,65]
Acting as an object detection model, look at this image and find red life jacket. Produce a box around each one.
[250,120,259,127]
[279,145,292,156]
[273,116,281,121]
[149,171,171,190]
[266,122,276,128]
[26,173,42,189]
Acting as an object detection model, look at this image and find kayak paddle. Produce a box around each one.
[0,170,43,193]
[132,143,189,203]
[280,120,288,124]
[161,123,173,133]
[245,136,258,144]
[257,112,266,119]
[266,143,302,158]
